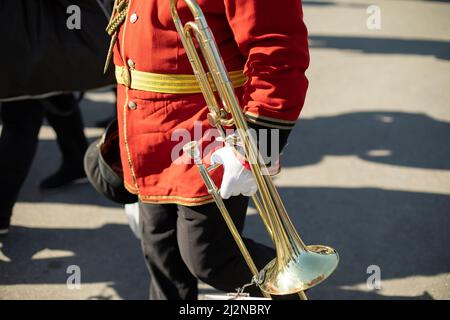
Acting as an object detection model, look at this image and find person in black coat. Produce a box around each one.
[0,94,88,235]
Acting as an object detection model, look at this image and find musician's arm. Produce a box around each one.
[225,0,310,154]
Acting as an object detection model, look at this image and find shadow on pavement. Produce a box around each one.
[5,108,447,299]
[421,0,450,3]
[245,186,450,300]
[16,111,450,208]
[1,184,448,299]
[0,224,149,300]
[310,35,450,61]
[284,111,450,170]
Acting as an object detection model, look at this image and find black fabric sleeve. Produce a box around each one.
[247,122,291,166]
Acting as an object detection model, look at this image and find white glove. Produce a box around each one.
[124,202,141,239]
[211,146,257,199]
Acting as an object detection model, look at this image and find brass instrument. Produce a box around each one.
[170,0,339,299]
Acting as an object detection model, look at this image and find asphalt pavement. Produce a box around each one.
[0,0,449,299]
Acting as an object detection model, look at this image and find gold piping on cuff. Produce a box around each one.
[245,111,297,130]
[245,111,297,124]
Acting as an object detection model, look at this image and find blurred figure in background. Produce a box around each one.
[0,0,114,235]
[0,94,88,235]
[39,94,88,190]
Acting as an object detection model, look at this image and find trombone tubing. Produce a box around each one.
[171,0,270,299]
[171,0,308,300]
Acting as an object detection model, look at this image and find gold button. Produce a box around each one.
[128,101,137,110]
[127,59,135,69]
[130,13,138,23]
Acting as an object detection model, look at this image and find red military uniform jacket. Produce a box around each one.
[112,0,309,206]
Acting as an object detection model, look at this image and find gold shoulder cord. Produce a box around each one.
[104,0,129,74]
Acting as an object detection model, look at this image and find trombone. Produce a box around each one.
[171,0,339,300]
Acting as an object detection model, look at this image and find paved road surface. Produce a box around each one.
[1,0,449,299]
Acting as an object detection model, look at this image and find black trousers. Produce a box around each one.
[139,196,276,300]
[0,95,87,225]
[0,99,44,226]
[42,94,88,171]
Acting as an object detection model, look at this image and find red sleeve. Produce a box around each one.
[224,0,310,130]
